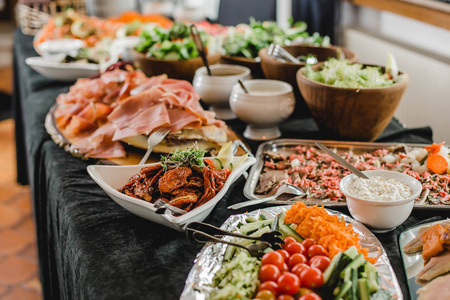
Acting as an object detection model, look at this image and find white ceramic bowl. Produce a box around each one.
[340,170,422,232]
[193,64,251,120]
[87,156,256,231]
[229,79,295,140]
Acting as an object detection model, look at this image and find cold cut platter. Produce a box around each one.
[243,139,450,210]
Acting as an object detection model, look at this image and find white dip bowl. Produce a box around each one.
[229,79,295,140]
[193,64,251,120]
[340,170,422,232]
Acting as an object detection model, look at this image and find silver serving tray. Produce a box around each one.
[243,139,446,210]
[181,206,403,299]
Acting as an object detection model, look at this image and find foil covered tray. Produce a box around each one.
[399,219,450,300]
[243,139,447,210]
[181,206,403,300]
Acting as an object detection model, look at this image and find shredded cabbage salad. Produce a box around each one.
[304,58,395,88]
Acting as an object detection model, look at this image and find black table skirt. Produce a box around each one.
[13,29,447,300]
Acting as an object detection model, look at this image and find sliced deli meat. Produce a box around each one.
[54,67,228,158]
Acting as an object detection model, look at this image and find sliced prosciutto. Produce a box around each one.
[54,67,227,158]
[108,78,225,141]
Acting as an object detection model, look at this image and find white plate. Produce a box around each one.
[25,56,116,82]
[181,206,403,299]
[87,156,257,231]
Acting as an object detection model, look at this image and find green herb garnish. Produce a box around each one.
[160,144,207,171]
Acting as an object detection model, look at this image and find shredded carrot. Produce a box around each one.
[427,154,448,175]
[424,142,446,154]
[285,202,375,264]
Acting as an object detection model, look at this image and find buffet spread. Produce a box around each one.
[20,9,450,300]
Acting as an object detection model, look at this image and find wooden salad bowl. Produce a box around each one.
[259,45,357,91]
[296,64,409,141]
[133,50,221,82]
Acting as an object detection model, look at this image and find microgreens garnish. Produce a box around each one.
[160,143,207,172]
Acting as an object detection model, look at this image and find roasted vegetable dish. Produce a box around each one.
[118,149,228,212]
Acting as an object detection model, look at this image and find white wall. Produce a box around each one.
[340,3,450,143]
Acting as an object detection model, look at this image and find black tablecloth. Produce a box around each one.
[13,29,447,300]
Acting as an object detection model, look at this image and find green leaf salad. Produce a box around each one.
[223,17,330,59]
[135,22,213,60]
[304,58,396,88]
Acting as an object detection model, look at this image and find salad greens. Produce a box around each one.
[160,145,207,171]
[135,22,211,60]
[223,17,330,59]
[303,58,395,88]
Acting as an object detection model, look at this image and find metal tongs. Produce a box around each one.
[186,222,284,257]
[268,43,302,64]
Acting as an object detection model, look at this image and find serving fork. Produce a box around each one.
[139,127,171,165]
[186,222,284,250]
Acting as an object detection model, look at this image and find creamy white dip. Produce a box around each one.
[348,176,413,201]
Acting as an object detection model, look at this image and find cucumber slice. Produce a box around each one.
[238,219,273,235]
[357,278,370,300]
[213,158,223,170]
[279,224,304,242]
[343,246,359,260]
[245,216,259,223]
[223,245,237,262]
[334,281,352,300]
[340,254,365,278]
[271,213,282,231]
[236,226,271,247]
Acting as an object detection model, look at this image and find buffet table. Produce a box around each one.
[13,29,448,300]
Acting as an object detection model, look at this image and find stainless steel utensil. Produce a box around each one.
[187,228,273,257]
[139,127,171,165]
[228,184,305,210]
[186,222,283,249]
[315,141,369,179]
[154,199,187,215]
[268,43,301,64]
[190,24,211,76]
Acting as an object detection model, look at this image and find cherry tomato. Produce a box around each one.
[298,292,322,300]
[297,287,314,297]
[258,281,279,296]
[288,253,308,269]
[255,290,276,300]
[300,267,324,289]
[276,249,290,263]
[277,272,300,295]
[284,242,306,256]
[282,237,297,249]
[224,168,231,178]
[309,255,331,272]
[282,263,289,273]
[291,263,310,278]
[307,244,327,259]
[301,238,316,251]
[262,251,285,271]
[260,264,282,282]
[277,295,295,300]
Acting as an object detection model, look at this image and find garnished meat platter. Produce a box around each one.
[45,103,247,165]
[243,139,450,210]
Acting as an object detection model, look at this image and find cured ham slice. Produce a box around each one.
[417,273,450,300]
[167,108,202,132]
[71,122,126,158]
[112,103,171,141]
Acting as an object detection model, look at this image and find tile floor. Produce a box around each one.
[0,19,43,300]
[0,119,42,300]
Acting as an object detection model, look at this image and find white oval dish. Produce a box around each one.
[340,170,422,232]
[87,156,256,231]
[37,39,84,57]
[25,56,116,82]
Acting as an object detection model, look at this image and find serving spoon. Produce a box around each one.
[315,141,369,179]
[190,24,211,76]
[228,184,305,210]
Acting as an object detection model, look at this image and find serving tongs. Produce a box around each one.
[186,222,284,256]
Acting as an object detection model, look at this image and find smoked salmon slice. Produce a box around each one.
[422,224,446,261]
